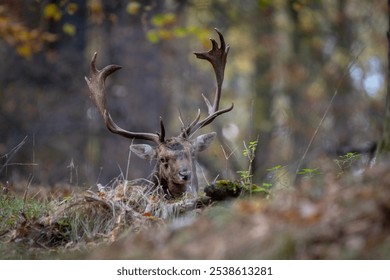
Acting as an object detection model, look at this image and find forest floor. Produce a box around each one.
[1,157,390,259]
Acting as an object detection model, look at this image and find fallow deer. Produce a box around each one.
[84,28,233,198]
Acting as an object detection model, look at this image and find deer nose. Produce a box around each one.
[179,170,191,181]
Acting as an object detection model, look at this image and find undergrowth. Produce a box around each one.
[0,177,211,259]
[0,136,379,260]
[0,193,49,235]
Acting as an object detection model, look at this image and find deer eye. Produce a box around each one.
[159,157,169,168]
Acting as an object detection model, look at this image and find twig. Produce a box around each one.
[0,136,29,175]
[32,133,35,179]
[96,166,103,185]
[126,139,135,182]
[22,173,34,213]
[294,49,364,179]
[67,158,75,184]
[220,143,237,179]
[196,161,210,186]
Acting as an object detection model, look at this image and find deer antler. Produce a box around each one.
[85,52,163,144]
[181,28,234,138]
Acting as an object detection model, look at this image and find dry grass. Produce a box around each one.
[0,178,204,258]
[2,159,390,259]
[82,161,390,259]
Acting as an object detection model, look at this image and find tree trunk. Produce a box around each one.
[377,0,390,155]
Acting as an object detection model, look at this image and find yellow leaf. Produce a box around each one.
[146,30,159,43]
[16,30,29,42]
[163,13,176,26]
[16,44,32,59]
[63,23,76,36]
[158,29,173,40]
[126,2,141,15]
[66,3,78,15]
[44,3,62,21]
[173,27,187,38]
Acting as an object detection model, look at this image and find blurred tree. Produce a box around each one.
[0,0,387,189]
[377,0,390,155]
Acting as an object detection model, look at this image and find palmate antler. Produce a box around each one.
[85,28,232,144]
[84,52,165,144]
[180,28,234,138]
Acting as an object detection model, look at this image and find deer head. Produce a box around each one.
[84,28,233,198]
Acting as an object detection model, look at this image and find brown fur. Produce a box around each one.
[130,133,215,198]
[154,138,195,197]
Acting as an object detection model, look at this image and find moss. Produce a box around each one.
[204,180,241,201]
[204,180,270,201]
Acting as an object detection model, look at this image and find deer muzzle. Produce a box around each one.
[178,169,191,182]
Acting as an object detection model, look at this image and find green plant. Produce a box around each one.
[334,152,361,176]
[237,139,258,194]
[267,165,283,172]
[298,168,321,178]
[0,194,49,234]
[250,183,272,197]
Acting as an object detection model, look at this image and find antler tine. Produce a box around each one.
[181,28,234,137]
[188,104,234,137]
[180,109,201,138]
[85,52,161,144]
[84,52,122,117]
[158,117,165,142]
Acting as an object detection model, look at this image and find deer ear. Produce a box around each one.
[130,144,156,160]
[192,132,216,152]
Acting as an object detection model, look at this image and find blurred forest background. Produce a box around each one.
[0,0,387,189]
